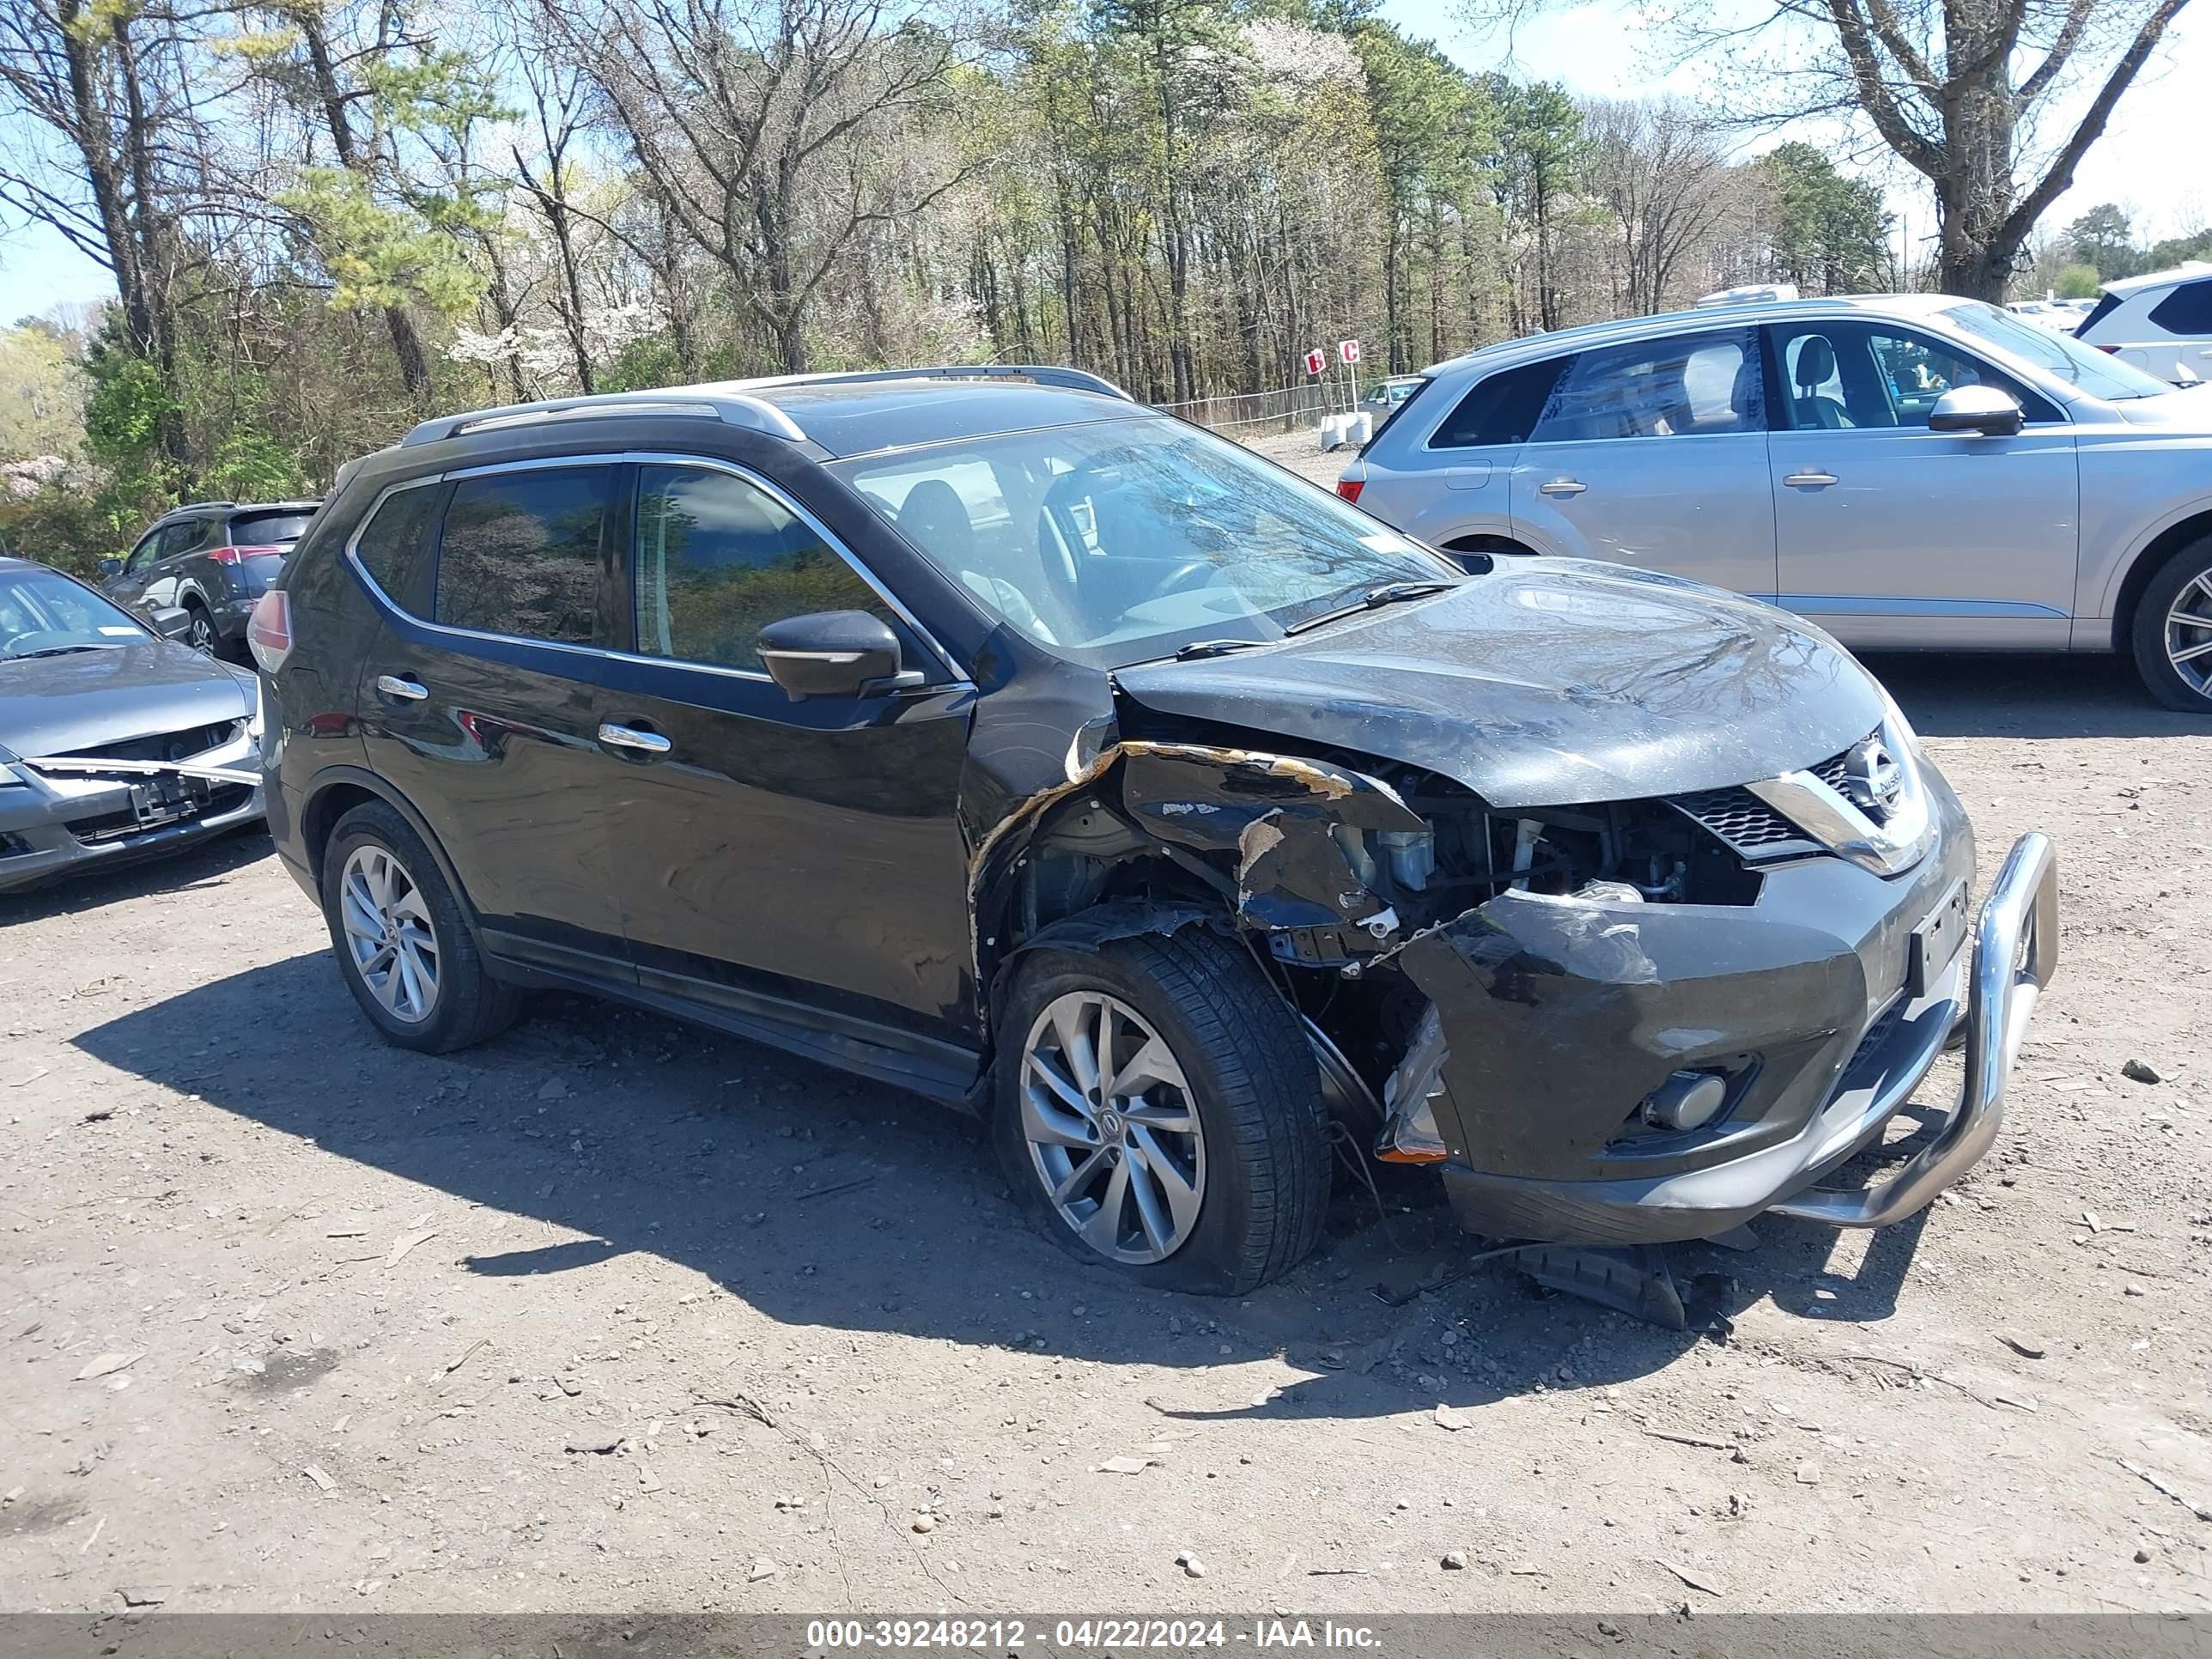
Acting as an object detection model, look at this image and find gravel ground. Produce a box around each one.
[3,492,2210,1615]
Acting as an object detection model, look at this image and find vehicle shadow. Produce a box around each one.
[0,823,270,927]
[1862,651,2209,739]
[71,952,1934,1420]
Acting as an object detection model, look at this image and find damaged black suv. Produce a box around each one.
[252,367,2060,1294]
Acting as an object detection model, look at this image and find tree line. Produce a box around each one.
[0,0,2182,570]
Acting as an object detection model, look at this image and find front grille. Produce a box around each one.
[66,720,243,765]
[1810,749,1854,793]
[1672,787,1809,852]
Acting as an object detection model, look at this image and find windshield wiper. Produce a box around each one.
[1173,637,1266,660]
[1281,580,1457,638]
[6,643,120,660]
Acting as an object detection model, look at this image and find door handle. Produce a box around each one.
[1784,470,1839,488]
[599,722,672,756]
[374,673,429,702]
[1537,477,1588,497]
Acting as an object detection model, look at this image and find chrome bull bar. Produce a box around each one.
[1770,830,2060,1229]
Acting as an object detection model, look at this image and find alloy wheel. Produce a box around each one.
[187,612,215,653]
[338,845,440,1024]
[1020,990,1206,1265]
[2166,571,2212,699]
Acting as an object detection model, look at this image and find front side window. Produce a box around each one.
[434,467,608,645]
[1772,320,2057,430]
[836,415,1460,669]
[1528,329,1762,442]
[125,531,167,573]
[630,465,893,672]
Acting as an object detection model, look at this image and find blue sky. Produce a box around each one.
[3,0,2203,319]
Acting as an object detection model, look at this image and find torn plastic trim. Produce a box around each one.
[1375,1004,1449,1164]
[21,754,261,787]
[967,736,1431,1014]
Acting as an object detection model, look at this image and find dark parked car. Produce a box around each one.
[252,368,2058,1294]
[102,500,319,659]
[1,557,264,894]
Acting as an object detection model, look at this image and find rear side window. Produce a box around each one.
[2148,279,2212,335]
[434,467,609,645]
[352,483,443,614]
[1531,328,1764,442]
[2075,292,2123,335]
[1430,358,1569,448]
[630,464,893,672]
[230,510,313,547]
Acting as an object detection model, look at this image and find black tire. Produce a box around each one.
[2130,535,2212,712]
[993,927,1330,1296]
[319,802,521,1054]
[182,599,218,656]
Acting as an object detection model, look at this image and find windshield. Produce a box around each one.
[1942,301,2175,401]
[0,566,149,660]
[833,416,1460,668]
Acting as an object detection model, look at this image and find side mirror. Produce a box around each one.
[149,605,192,641]
[1928,385,2023,437]
[98,557,123,577]
[757,610,910,701]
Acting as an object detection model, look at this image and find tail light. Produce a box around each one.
[204,544,287,565]
[246,590,292,674]
[1336,478,1364,505]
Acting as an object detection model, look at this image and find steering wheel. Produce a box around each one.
[1150,560,1216,600]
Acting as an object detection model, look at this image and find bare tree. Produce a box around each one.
[540,0,973,374]
[1584,98,1733,314]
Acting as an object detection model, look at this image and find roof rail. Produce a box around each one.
[399,389,807,449]
[726,364,1137,402]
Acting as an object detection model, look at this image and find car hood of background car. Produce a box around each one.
[1110,560,1887,810]
[0,641,252,761]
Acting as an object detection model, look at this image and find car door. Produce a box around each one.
[353,460,633,980]
[596,457,978,1065]
[1507,325,1778,599]
[1764,319,2079,649]
[106,525,176,617]
[140,519,210,613]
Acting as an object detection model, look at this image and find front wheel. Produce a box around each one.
[994,927,1331,1295]
[2131,536,2212,711]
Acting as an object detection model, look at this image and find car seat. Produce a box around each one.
[1791,336,1853,429]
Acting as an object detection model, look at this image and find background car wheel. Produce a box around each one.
[994,927,1330,1296]
[2132,536,2212,711]
[182,601,217,655]
[319,802,521,1054]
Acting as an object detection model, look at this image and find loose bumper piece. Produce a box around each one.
[1768,830,2058,1226]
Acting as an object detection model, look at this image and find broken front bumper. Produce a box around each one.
[1401,805,2058,1246]
[0,738,265,894]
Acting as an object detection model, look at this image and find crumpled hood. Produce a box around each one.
[1111,559,1887,809]
[0,641,254,760]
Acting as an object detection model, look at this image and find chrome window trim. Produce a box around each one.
[340,452,971,687]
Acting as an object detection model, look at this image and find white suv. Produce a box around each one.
[1337,292,2212,709]
[2075,262,2212,384]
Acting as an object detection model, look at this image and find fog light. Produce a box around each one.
[1641,1070,1729,1132]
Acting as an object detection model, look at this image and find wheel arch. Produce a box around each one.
[298,767,484,947]
[2110,507,2212,653]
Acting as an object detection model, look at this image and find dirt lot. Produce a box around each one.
[4,558,2211,1614]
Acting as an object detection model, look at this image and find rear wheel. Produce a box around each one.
[182,600,217,656]
[319,802,520,1053]
[2132,536,2212,711]
[994,927,1330,1295]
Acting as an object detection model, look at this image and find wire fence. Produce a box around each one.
[1155,379,1358,436]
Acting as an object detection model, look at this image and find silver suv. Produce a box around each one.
[1339,293,2212,709]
